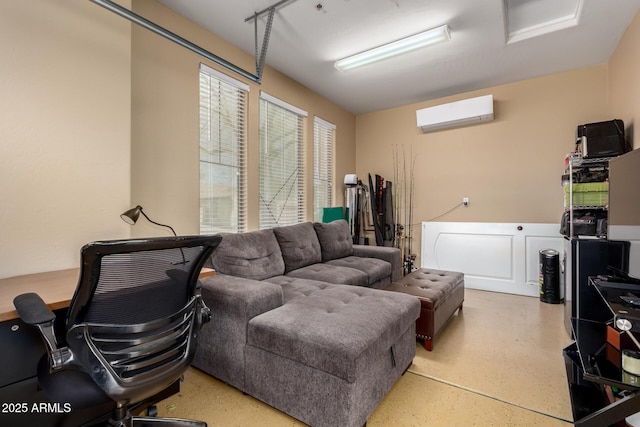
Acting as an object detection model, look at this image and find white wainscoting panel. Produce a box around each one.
[421,222,564,297]
[609,225,640,279]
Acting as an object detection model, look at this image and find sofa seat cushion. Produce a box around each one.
[247,285,420,383]
[285,263,368,287]
[313,220,353,261]
[263,276,334,303]
[210,229,285,281]
[273,222,322,273]
[325,256,391,286]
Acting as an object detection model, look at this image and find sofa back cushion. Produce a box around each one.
[313,220,353,262]
[210,229,285,280]
[273,222,322,273]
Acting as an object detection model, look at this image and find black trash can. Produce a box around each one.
[539,249,562,304]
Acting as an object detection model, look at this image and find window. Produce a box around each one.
[259,92,307,229]
[313,117,335,222]
[199,64,248,234]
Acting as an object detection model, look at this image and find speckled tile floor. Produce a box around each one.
[156,289,574,426]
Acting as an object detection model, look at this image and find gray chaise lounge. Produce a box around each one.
[193,220,420,427]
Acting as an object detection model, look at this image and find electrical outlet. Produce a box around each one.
[462,197,469,206]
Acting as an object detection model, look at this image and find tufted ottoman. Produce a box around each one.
[385,268,464,351]
[244,283,420,427]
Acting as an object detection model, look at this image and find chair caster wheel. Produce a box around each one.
[147,405,158,417]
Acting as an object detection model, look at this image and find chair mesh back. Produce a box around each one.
[64,235,221,403]
[85,247,202,325]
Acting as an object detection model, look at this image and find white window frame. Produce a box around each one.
[313,116,335,222]
[258,91,307,229]
[199,63,248,234]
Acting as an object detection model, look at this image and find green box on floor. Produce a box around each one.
[564,182,608,206]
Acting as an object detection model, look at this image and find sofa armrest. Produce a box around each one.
[200,273,283,319]
[352,245,401,282]
[193,273,283,390]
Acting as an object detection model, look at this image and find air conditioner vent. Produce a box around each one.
[416,94,494,133]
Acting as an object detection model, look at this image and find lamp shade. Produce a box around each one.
[120,205,142,225]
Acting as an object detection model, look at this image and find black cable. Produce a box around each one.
[402,202,464,230]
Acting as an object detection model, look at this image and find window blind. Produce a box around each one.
[259,92,307,229]
[199,64,248,234]
[313,116,335,222]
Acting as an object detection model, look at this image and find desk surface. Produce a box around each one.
[0,267,214,322]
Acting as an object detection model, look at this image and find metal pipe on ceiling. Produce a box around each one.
[244,0,299,23]
[255,8,275,81]
[90,0,261,83]
[244,0,301,77]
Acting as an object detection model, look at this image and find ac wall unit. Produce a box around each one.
[416,94,494,132]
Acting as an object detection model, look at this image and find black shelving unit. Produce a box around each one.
[564,278,640,426]
[563,153,610,239]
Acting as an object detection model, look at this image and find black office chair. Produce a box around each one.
[13,235,222,427]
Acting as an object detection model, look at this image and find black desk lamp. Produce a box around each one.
[120,205,188,264]
[120,205,177,236]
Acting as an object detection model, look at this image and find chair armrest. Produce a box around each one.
[199,274,283,321]
[13,292,56,325]
[199,298,212,325]
[353,245,402,282]
[13,293,72,371]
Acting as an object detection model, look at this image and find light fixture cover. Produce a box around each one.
[335,24,450,71]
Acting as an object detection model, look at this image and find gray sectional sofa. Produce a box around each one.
[193,220,420,427]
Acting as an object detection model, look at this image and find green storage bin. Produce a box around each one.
[564,182,608,206]
[322,207,346,223]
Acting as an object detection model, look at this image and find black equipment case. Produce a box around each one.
[576,119,630,159]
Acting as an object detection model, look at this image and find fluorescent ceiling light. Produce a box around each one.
[335,24,451,71]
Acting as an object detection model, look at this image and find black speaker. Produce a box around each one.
[576,119,630,159]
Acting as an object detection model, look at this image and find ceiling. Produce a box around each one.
[157,0,640,115]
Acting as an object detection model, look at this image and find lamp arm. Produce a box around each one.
[140,209,177,236]
[139,208,187,264]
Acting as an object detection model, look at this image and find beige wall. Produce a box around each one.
[608,9,640,227]
[355,66,609,263]
[609,9,640,149]
[0,0,132,278]
[130,0,356,236]
[2,1,639,278]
